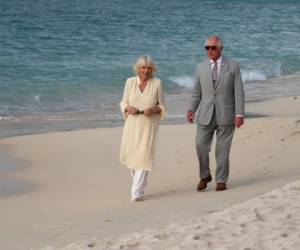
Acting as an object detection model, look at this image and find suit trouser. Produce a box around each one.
[196,112,235,183]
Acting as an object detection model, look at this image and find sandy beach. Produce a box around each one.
[0,96,300,250]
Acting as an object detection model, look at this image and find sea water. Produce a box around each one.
[0,0,300,137]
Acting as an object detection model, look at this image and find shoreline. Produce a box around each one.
[0,94,297,140]
[0,70,300,139]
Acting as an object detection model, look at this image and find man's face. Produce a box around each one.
[205,38,222,61]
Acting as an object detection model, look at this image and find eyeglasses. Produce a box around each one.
[204,46,218,51]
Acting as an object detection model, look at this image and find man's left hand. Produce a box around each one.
[235,116,244,128]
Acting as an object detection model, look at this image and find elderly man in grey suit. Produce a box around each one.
[187,36,245,191]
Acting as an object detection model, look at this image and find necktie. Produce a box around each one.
[212,61,218,88]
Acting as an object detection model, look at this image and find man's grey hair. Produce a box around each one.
[204,36,224,48]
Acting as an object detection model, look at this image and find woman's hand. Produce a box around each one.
[126,106,140,115]
[143,106,161,116]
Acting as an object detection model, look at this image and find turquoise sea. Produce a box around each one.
[1,0,300,137]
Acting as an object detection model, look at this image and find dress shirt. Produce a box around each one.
[210,57,222,75]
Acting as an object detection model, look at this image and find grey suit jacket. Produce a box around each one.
[189,57,245,125]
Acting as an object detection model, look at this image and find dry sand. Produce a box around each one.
[0,96,299,250]
[38,179,300,250]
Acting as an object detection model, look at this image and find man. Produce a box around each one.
[187,36,244,191]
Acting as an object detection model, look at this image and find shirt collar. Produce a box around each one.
[210,56,222,64]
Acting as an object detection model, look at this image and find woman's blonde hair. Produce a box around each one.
[133,55,157,75]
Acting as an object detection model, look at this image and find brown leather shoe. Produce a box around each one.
[197,175,212,191]
[216,183,227,191]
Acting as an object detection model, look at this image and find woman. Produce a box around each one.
[120,55,167,202]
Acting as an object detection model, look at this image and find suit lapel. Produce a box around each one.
[204,59,215,91]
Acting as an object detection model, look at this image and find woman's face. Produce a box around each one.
[138,65,152,81]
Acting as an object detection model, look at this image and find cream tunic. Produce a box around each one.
[119,76,167,171]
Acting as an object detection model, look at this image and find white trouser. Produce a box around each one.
[130,169,148,200]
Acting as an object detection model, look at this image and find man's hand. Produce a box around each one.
[126,106,140,115]
[186,111,195,123]
[235,116,244,128]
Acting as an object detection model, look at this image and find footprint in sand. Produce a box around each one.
[154,232,168,240]
[291,130,300,136]
[87,242,96,248]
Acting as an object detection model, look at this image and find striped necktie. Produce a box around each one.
[212,61,218,81]
[212,61,218,88]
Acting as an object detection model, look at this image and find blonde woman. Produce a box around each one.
[120,55,167,201]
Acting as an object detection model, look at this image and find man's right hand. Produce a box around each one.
[186,111,195,123]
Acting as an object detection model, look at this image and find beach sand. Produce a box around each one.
[0,96,299,250]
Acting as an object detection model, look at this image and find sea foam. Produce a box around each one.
[169,69,269,89]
